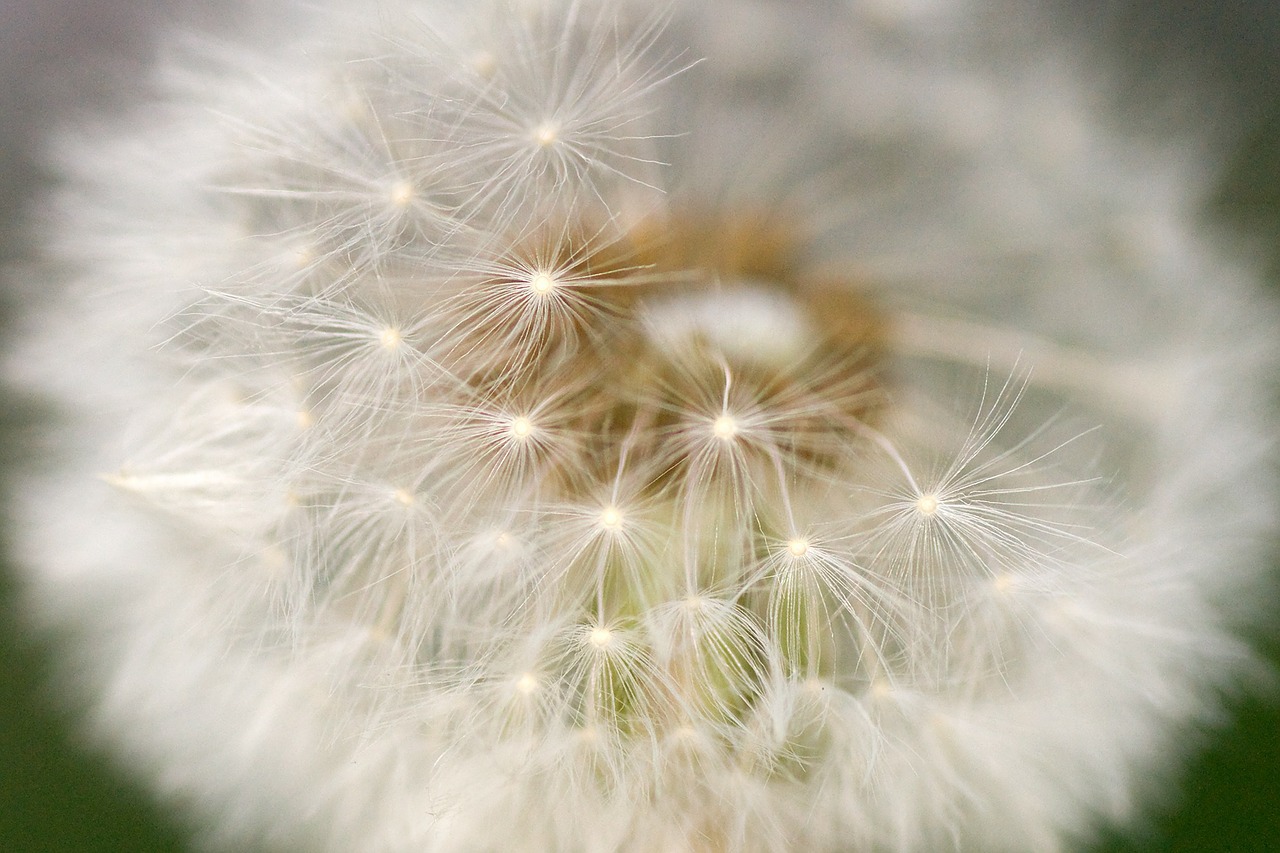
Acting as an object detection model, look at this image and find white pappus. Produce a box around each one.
[4,1,1278,851]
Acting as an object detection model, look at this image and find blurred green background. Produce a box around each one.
[1,2,1278,850]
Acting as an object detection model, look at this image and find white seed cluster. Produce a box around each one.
[147,6,1086,780]
[9,1,1278,851]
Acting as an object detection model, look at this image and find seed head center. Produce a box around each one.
[589,627,613,648]
[599,505,623,529]
[529,271,556,295]
[533,122,560,147]
[712,414,739,441]
[379,327,403,349]
[509,416,534,439]
[916,494,940,516]
[388,180,415,208]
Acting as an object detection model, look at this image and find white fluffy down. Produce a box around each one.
[6,1,1277,851]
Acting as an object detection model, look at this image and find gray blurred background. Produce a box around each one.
[1,2,1277,850]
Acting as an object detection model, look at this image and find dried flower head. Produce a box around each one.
[5,1,1277,851]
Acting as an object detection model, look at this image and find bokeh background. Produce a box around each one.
[1,1,1277,850]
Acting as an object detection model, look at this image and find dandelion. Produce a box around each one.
[5,1,1277,851]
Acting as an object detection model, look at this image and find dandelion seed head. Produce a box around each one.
[508,415,534,439]
[598,505,623,529]
[533,121,560,148]
[711,414,739,442]
[8,1,1278,851]
[388,180,415,208]
[378,327,403,350]
[528,271,556,295]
